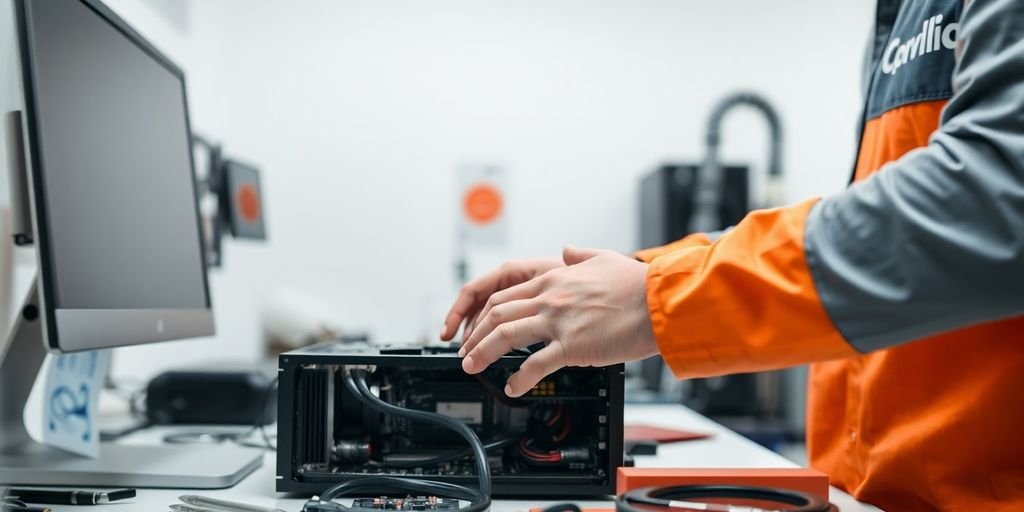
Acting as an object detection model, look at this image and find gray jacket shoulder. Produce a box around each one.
[805,0,1024,352]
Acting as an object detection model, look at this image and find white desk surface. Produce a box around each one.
[43,404,882,512]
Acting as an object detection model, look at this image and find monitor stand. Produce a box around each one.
[0,283,264,488]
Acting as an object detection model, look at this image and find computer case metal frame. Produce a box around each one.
[276,343,626,497]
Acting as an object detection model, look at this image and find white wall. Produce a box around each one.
[1,1,875,383]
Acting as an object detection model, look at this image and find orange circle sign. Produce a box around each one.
[463,183,503,225]
[237,183,261,224]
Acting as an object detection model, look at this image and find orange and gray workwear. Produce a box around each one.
[636,0,1024,510]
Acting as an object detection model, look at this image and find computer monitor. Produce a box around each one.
[0,0,261,488]
[21,0,213,351]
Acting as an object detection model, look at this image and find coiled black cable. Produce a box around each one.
[615,485,835,512]
[304,369,491,512]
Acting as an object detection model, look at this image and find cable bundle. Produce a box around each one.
[303,369,491,512]
[518,437,562,463]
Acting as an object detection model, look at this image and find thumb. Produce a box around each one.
[562,245,602,266]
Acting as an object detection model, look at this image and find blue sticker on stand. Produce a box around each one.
[42,350,110,458]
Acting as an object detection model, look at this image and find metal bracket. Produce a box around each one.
[5,111,34,246]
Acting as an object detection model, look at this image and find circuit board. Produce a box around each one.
[350,496,461,511]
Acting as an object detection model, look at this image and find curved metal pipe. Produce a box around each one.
[705,92,784,177]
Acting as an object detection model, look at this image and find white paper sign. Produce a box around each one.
[457,164,507,246]
[42,350,111,458]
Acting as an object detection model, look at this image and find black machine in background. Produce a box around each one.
[145,368,277,426]
[639,163,748,251]
[277,343,625,497]
[637,92,791,432]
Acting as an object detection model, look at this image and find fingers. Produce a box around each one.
[460,298,541,357]
[441,289,480,341]
[463,308,483,342]
[504,341,569,397]
[462,310,483,343]
[562,245,602,266]
[463,278,546,350]
[442,258,565,341]
[462,316,550,375]
[441,270,509,341]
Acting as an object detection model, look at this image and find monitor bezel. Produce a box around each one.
[15,0,215,352]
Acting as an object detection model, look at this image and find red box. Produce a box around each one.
[616,467,830,498]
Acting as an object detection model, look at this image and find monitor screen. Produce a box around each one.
[18,0,213,351]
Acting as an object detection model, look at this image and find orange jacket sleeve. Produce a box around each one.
[634,232,714,263]
[643,198,858,379]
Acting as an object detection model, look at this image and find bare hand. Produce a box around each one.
[440,257,564,343]
[457,246,657,397]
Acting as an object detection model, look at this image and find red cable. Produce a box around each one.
[545,405,564,427]
[519,438,560,462]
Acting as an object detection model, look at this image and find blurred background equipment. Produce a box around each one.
[704,92,786,210]
[145,368,277,426]
[192,135,268,268]
[224,160,267,240]
[633,92,798,451]
[638,163,748,260]
[259,287,369,356]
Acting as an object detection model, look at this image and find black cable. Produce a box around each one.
[473,374,527,408]
[380,435,517,469]
[615,485,834,512]
[307,370,490,512]
[255,375,279,450]
[540,505,581,512]
[228,374,279,450]
[98,379,152,441]
[350,370,490,498]
[99,419,155,442]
